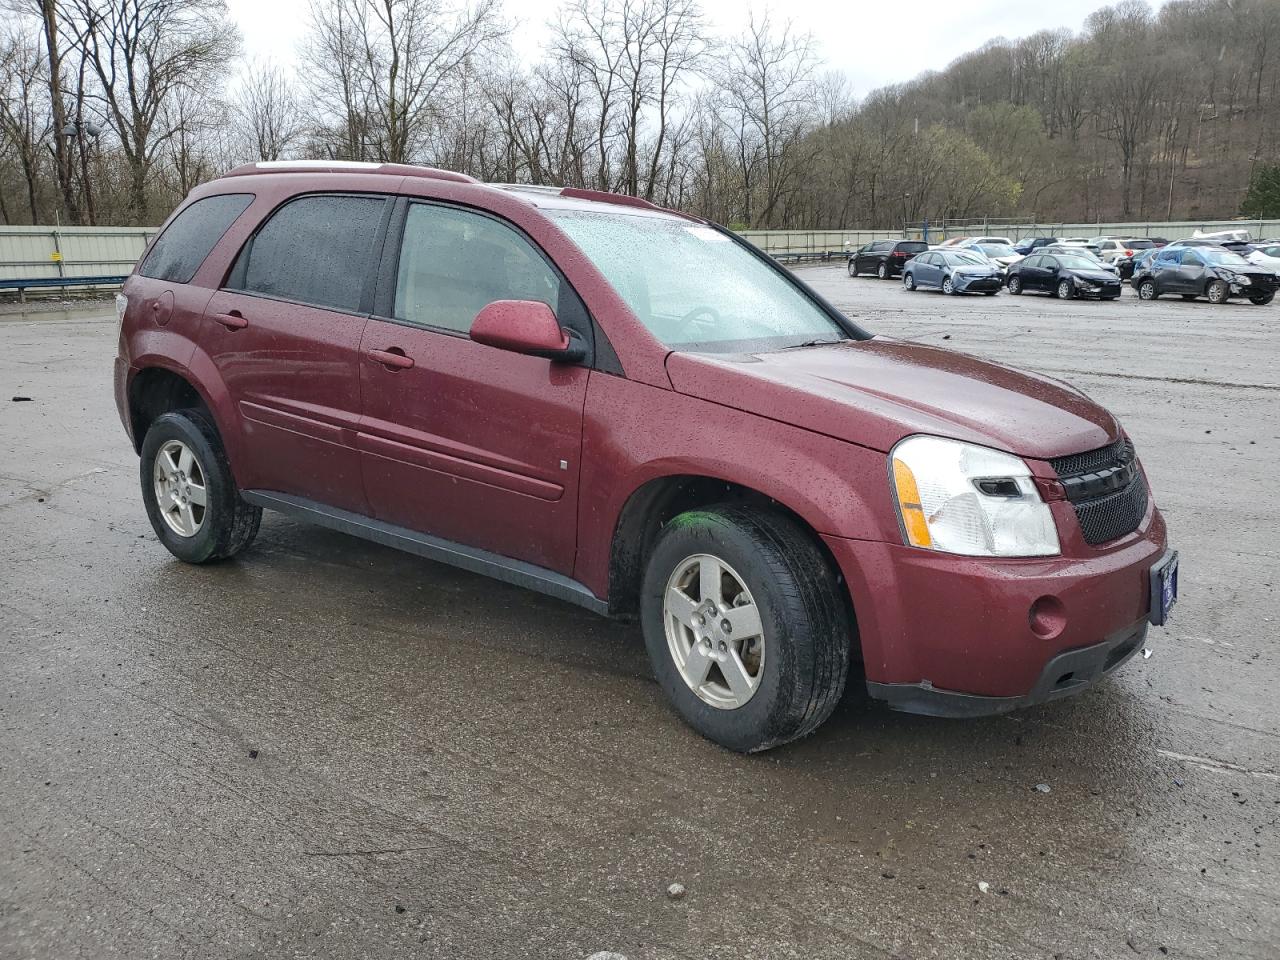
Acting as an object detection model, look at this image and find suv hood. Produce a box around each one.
[665,338,1117,459]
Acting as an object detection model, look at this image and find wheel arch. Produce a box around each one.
[605,473,860,653]
[126,358,243,478]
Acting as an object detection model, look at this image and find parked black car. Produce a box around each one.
[848,239,929,279]
[1005,252,1123,300]
[1132,246,1278,305]
[1013,236,1059,255]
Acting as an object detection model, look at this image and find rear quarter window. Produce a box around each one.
[139,193,254,284]
[227,194,387,313]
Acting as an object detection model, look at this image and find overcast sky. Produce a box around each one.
[225,0,1174,95]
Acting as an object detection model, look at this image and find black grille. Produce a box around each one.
[1050,439,1149,546]
[1050,438,1131,478]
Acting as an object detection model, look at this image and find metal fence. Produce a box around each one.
[0,225,156,284]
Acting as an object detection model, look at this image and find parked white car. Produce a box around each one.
[1246,243,1280,274]
[958,239,1024,269]
[1091,237,1158,263]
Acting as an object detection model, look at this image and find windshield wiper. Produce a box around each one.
[782,338,845,350]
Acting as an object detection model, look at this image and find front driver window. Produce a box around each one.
[394,204,562,334]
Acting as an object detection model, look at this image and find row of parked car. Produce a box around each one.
[847,232,1280,305]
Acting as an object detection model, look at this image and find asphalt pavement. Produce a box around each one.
[1,272,1277,959]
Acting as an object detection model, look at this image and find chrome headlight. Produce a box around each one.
[890,436,1061,557]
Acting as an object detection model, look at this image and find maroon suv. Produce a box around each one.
[114,162,1177,752]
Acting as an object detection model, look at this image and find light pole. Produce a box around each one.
[61,117,101,225]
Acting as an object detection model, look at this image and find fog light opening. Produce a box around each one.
[1029,596,1066,640]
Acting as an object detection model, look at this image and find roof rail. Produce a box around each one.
[220,160,476,184]
[559,187,659,210]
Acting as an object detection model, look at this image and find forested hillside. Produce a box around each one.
[1,0,1276,228]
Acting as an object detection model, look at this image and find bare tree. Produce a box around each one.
[301,0,507,165]
[0,26,47,221]
[59,0,239,222]
[232,60,303,162]
[713,12,819,226]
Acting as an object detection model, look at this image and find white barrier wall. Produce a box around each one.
[0,226,156,282]
[4,218,1279,285]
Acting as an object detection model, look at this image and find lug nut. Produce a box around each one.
[721,620,732,633]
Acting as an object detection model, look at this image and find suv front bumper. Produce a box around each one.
[865,619,1147,717]
[822,504,1168,716]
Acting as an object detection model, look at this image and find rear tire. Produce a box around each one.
[640,505,851,753]
[877,262,888,280]
[1249,291,1275,305]
[139,410,261,564]
[1007,276,1022,295]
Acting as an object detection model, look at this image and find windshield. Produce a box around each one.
[1057,255,1103,270]
[1200,248,1251,266]
[548,210,854,351]
[977,243,1017,258]
[946,252,987,266]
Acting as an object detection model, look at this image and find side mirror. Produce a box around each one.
[470,300,585,362]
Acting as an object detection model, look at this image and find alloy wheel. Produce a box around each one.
[1207,280,1228,304]
[1139,280,1156,300]
[1058,279,1073,299]
[942,276,954,294]
[1008,277,1021,295]
[152,439,207,537]
[877,262,888,279]
[663,554,765,710]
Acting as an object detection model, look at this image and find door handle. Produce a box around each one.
[213,311,248,330]
[367,347,414,370]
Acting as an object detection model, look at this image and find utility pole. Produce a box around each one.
[38,0,82,225]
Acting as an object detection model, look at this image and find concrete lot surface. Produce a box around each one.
[1,272,1278,959]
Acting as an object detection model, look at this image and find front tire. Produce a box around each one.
[139,410,261,564]
[1207,279,1229,304]
[847,259,857,277]
[640,505,851,753]
[903,272,916,291]
[1249,290,1275,305]
[942,276,955,295]
[1056,278,1074,300]
[1007,276,1022,295]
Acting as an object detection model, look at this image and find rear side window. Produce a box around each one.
[394,203,565,334]
[140,193,253,283]
[228,194,387,312]
[899,242,928,253]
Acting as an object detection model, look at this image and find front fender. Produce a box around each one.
[573,373,897,599]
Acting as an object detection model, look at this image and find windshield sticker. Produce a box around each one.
[684,226,731,243]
